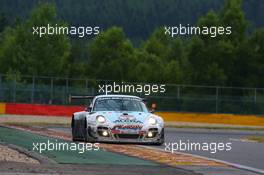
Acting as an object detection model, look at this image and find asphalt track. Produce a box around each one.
[49,127,264,173]
[161,128,264,171]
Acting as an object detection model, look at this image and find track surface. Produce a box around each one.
[161,128,264,171]
[0,126,199,175]
[49,127,264,172]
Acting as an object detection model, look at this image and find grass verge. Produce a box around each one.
[245,136,264,143]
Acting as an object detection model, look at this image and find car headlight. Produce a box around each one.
[97,115,106,123]
[148,117,157,125]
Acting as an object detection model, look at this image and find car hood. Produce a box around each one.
[93,111,151,124]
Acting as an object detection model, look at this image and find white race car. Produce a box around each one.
[71,94,164,145]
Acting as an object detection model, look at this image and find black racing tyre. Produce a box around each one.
[71,116,78,142]
[72,116,86,142]
[153,128,165,146]
[82,119,87,142]
[72,137,78,142]
[85,126,96,143]
[160,128,165,143]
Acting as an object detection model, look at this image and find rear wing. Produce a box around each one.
[68,95,94,103]
[68,94,147,103]
[141,98,147,102]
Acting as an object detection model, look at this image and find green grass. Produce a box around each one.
[245,136,264,143]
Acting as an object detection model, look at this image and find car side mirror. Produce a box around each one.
[150,103,157,113]
[85,106,92,112]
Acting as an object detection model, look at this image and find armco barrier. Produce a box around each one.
[0,103,5,114]
[4,103,83,116]
[1,103,264,126]
[156,112,264,127]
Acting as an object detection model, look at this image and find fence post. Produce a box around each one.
[0,75,2,100]
[50,77,53,104]
[177,86,181,111]
[177,86,180,99]
[13,77,16,103]
[215,87,219,113]
[254,88,257,114]
[65,78,69,104]
[85,79,89,94]
[31,76,35,103]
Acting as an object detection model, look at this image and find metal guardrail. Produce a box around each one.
[0,74,264,115]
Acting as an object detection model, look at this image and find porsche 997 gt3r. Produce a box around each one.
[71,95,164,145]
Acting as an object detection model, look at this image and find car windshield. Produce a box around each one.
[93,97,148,112]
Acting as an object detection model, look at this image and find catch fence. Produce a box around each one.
[0,74,263,115]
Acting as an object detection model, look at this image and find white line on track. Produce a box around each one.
[229,138,258,143]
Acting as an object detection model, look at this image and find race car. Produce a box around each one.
[71,94,164,145]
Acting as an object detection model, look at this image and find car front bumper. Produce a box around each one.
[90,125,162,143]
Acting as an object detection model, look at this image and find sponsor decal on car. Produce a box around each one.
[113,119,143,124]
[119,115,136,120]
[113,124,143,130]
[113,115,143,124]
[112,124,143,134]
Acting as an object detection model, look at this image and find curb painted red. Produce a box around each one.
[5,103,83,117]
